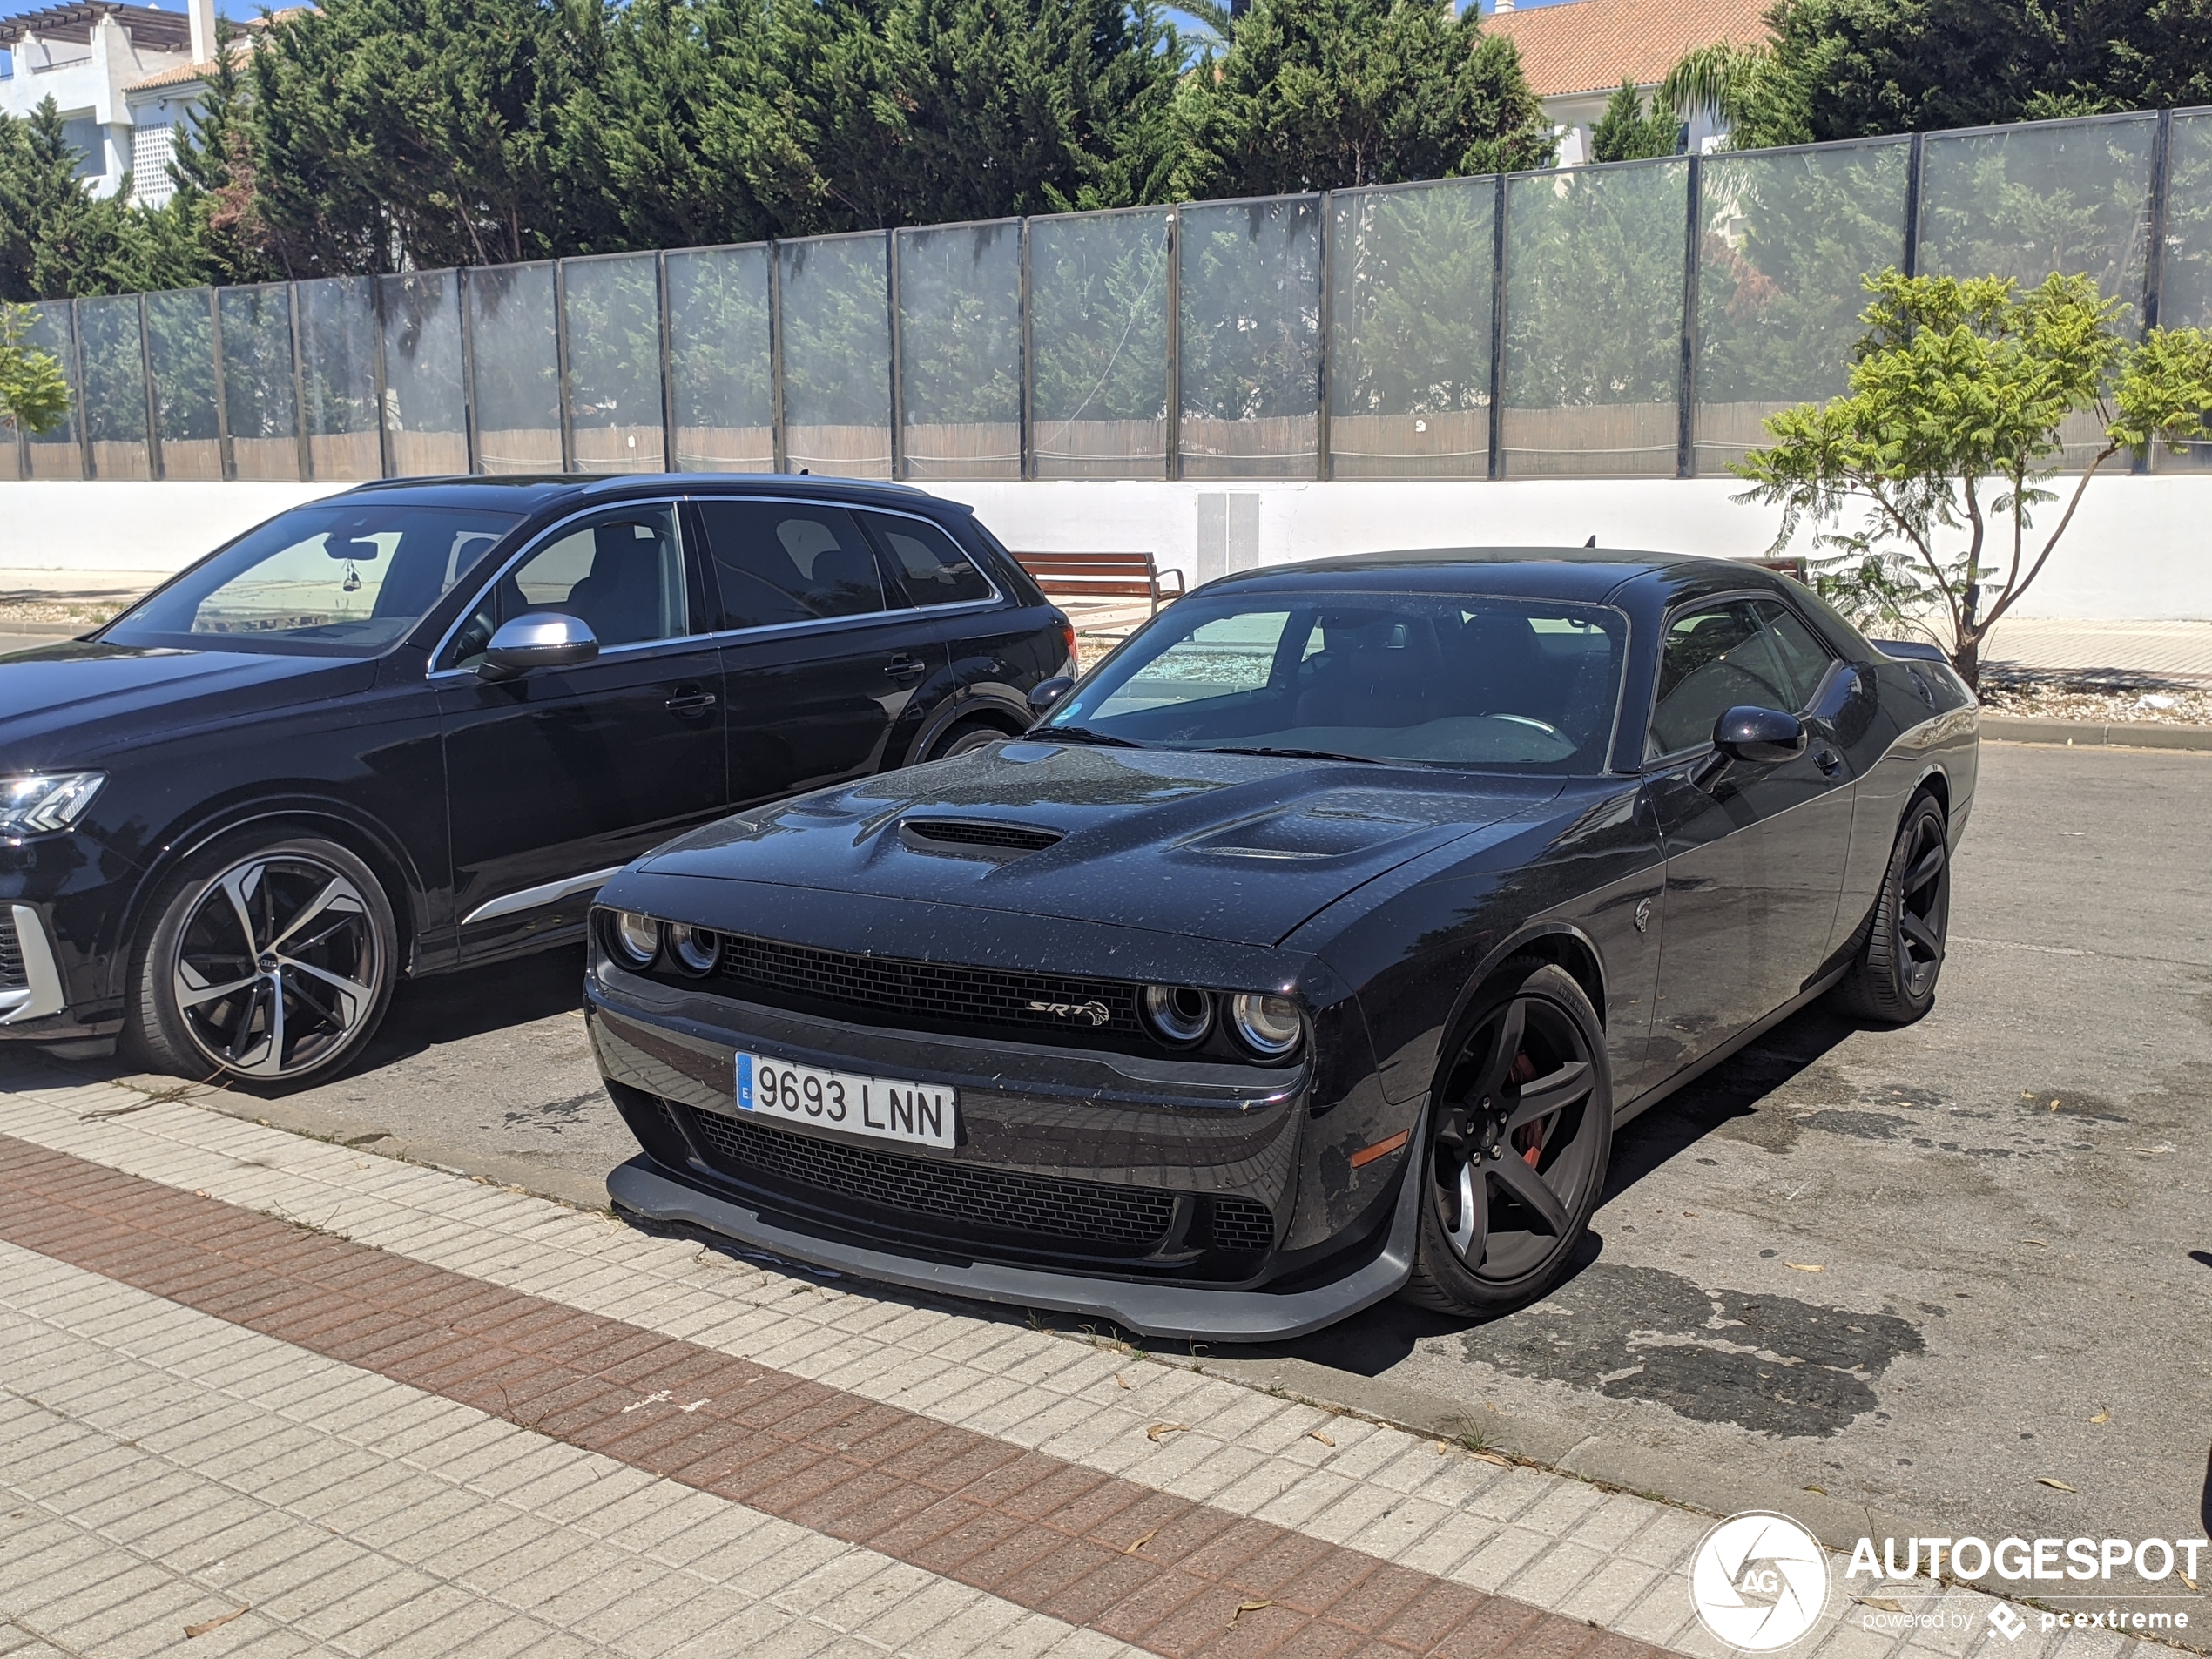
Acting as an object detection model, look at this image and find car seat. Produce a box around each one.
[562,523,669,646]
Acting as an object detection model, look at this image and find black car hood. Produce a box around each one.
[642,738,1563,947]
[0,641,374,765]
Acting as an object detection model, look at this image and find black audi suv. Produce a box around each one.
[0,475,1071,1082]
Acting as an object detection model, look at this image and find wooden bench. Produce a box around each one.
[1014,551,1186,614]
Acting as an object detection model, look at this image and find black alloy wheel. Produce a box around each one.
[1403,958,1612,1316]
[128,834,399,1085]
[1834,792,1950,1022]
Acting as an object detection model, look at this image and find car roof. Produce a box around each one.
[341,473,962,515]
[1197,547,1753,604]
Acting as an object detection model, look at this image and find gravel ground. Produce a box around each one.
[1976,671,2212,725]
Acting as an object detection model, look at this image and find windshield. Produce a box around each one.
[102,502,523,657]
[1045,592,1628,773]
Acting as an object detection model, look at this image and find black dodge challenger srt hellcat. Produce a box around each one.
[585,549,1977,1338]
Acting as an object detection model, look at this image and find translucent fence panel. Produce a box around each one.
[1696,138,1910,469]
[1327,178,1494,479]
[665,244,773,473]
[469,262,562,473]
[1178,198,1322,479]
[1503,158,1688,476]
[77,294,152,480]
[1919,114,2156,469]
[897,220,1020,481]
[564,253,664,473]
[779,233,892,478]
[1030,206,1170,479]
[378,271,469,476]
[24,301,82,478]
[145,288,220,480]
[0,413,17,482]
[296,276,381,482]
[219,284,301,482]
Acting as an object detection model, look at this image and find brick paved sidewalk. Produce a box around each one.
[0,1059,2103,1659]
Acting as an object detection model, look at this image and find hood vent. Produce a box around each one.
[900,818,1066,858]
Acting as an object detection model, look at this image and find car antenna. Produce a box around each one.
[1585,535,1597,547]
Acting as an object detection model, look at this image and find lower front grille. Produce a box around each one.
[685,1104,1176,1247]
[0,913,24,991]
[1211,1197,1276,1253]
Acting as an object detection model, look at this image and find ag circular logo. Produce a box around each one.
[1687,1511,1832,1651]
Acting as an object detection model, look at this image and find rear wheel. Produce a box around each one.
[927,716,1015,761]
[1832,792,1949,1023]
[125,833,398,1085]
[1402,958,1611,1317]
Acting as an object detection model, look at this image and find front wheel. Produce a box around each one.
[125,833,399,1085]
[1832,792,1950,1023]
[1401,958,1612,1318]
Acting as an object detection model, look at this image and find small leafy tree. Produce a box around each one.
[0,300,71,434]
[1733,270,2212,688]
[1588,79,1677,163]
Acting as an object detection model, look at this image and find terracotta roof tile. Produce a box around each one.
[1484,0,1772,99]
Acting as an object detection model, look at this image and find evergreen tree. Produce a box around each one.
[1588,80,1679,164]
[0,99,129,300]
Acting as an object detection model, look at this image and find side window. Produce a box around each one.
[1647,600,1798,759]
[862,514,995,607]
[1755,600,1836,711]
[695,500,887,630]
[447,503,687,668]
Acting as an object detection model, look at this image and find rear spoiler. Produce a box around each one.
[1872,639,1949,664]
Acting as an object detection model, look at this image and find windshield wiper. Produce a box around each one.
[1036,725,1146,749]
[1198,745,1380,765]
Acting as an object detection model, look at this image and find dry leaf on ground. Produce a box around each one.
[185,1608,247,1639]
[1146,1422,1186,1441]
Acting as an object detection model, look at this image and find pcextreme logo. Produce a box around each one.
[1688,1511,1833,1651]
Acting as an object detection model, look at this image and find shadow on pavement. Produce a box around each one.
[348,945,589,1076]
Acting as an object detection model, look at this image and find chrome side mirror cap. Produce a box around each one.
[479,612,600,681]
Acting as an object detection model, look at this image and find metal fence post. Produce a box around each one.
[554,260,577,473]
[657,251,678,474]
[2134,109,2174,475]
[138,291,163,481]
[1316,191,1332,482]
[1164,207,1182,482]
[768,242,788,474]
[887,229,907,482]
[370,277,395,479]
[1902,132,1925,277]
[287,283,314,482]
[208,287,234,482]
[1487,172,1508,482]
[69,300,94,480]
[458,267,482,475]
[1018,219,1035,482]
[1677,154,1703,480]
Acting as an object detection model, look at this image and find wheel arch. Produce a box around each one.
[902,686,1034,766]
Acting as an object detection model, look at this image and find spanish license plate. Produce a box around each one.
[734,1051,957,1150]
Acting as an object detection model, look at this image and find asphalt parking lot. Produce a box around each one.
[54,739,2212,1628]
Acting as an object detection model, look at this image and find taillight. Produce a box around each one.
[1057,615,1076,675]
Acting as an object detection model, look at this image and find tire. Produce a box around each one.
[1401,957,1612,1318]
[1831,792,1950,1024]
[927,716,1015,761]
[125,831,399,1086]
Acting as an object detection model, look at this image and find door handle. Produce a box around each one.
[884,655,927,680]
[664,690,718,715]
[1814,747,1843,776]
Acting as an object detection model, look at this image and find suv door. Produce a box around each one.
[436,500,727,958]
[1641,596,1858,1069]
[693,496,951,806]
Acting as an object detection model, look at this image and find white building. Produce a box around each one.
[0,0,226,208]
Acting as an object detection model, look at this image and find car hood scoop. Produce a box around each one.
[646,740,1562,947]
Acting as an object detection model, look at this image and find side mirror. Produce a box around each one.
[1715,705,1808,764]
[479,612,599,681]
[1028,676,1074,718]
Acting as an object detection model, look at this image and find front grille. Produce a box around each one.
[718,933,1143,1036]
[1211,1197,1275,1253]
[685,1104,1176,1246]
[904,819,1063,853]
[0,913,24,991]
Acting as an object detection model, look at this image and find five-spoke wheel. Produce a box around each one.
[128,834,398,1084]
[1835,792,1950,1022]
[1404,957,1612,1315]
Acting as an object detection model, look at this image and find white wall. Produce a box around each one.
[3,473,2206,619]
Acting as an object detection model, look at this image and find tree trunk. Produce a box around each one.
[1951,631,1980,693]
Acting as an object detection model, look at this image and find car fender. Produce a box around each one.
[903,685,1035,766]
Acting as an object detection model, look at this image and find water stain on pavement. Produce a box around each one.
[1460,1263,1925,1438]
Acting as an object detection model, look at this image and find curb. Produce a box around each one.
[1981,713,2212,751]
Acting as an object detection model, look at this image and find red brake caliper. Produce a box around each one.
[1508,1052,1545,1168]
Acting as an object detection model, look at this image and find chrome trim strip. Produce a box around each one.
[462,866,625,928]
[0,905,67,1024]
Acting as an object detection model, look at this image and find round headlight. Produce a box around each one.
[1229,993,1303,1059]
[610,911,662,968]
[668,922,720,977]
[1141,984,1213,1046]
